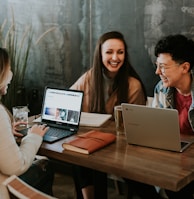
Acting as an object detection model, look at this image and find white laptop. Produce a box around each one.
[121,103,193,152]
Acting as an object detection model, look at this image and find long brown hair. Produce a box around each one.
[0,48,13,121]
[0,48,10,91]
[89,31,147,113]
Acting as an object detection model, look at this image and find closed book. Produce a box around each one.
[62,130,116,154]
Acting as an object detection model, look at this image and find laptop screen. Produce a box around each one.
[41,87,83,127]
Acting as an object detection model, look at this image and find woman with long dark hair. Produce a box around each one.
[70,31,162,199]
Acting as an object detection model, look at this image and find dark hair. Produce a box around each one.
[89,31,147,113]
[155,34,194,70]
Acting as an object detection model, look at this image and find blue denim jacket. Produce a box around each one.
[152,76,194,132]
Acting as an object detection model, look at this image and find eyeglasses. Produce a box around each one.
[155,62,181,73]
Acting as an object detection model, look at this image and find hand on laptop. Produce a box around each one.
[30,124,49,137]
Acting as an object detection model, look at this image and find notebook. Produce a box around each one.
[20,87,83,143]
[121,103,193,152]
[80,112,112,127]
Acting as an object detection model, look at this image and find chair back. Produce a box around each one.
[4,175,57,199]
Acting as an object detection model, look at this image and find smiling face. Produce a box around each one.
[155,53,190,89]
[101,38,125,78]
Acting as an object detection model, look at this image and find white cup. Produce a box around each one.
[12,106,29,127]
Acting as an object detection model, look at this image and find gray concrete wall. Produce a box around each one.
[1,0,194,113]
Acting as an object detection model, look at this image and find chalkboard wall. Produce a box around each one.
[1,0,194,113]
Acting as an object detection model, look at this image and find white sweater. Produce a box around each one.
[0,105,43,198]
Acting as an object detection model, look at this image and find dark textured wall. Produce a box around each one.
[1,0,194,113]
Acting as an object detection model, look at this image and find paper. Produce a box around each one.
[80,112,112,127]
[33,116,41,123]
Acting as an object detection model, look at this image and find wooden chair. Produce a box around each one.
[4,175,57,199]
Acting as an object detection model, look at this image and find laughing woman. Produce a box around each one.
[70,31,160,199]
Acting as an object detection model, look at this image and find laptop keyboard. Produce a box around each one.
[46,127,72,138]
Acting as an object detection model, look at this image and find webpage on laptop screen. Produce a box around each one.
[42,88,82,125]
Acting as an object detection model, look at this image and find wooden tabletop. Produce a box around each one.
[37,119,194,192]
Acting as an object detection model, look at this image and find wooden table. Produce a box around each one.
[36,119,194,193]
